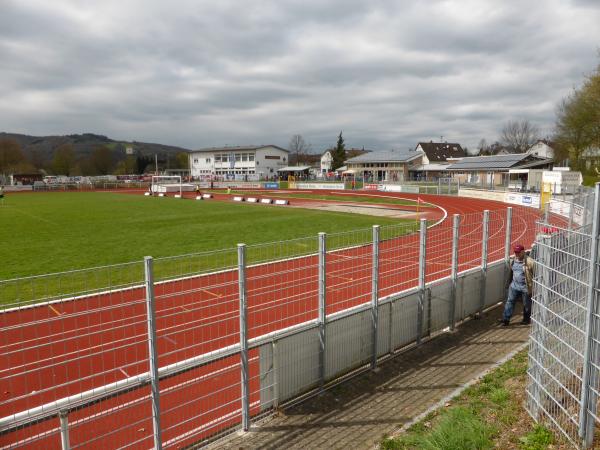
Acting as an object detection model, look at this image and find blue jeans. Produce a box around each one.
[503,285,531,322]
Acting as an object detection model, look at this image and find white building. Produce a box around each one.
[188,145,289,180]
[528,140,555,159]
[320,151,333,175]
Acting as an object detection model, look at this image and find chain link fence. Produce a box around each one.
[527,185,599,448]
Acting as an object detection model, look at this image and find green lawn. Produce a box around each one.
[0,192,417,305]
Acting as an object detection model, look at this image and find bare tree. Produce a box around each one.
[500,120,540,153]
[289,134,312,165]
[477,139,488,155]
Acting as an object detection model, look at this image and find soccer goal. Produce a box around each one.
[151,175,185,196]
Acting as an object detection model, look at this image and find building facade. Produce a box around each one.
[320,151,333,175]
[344,150,423,182]
[188,145,289,180]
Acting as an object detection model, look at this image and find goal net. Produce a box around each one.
[151,176,191,196]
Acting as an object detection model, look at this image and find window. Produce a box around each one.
[242,153,248,162]
[206,158,211,163]
[249,154,255,162]
[215,155,222,163]
[193,159,198,164]
[235,153,241,162]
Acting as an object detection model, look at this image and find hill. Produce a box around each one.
[0,132,190,171]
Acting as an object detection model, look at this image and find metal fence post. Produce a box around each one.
[579,183,600,447]
[449,214,460,330]
[371,225,380,370]
[272,340,279,410]
[144,256,162,450]
[568,198,575,231]
[59,411,70,450]
[318,232,327,388]
[417,218,427,344]
[504,207,513,288]
[479,210,490,313]
[237,244,250,431]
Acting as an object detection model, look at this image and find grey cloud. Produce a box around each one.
[1,0,599,152]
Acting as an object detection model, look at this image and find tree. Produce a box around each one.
[554,63,600,170]
[477,139,489,156]
[52,144,76,175]
[114,156,137,175]
[0,139,26,175]
[289,134,312,166]
[89,145,114,175]
[500,120,540,153]
[331,131,346,171]
[174,152,189,170]
[136,154,152,174]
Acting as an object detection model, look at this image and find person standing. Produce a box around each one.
[499,244,534,326]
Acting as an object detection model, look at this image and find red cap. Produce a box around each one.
[513,244,525,253]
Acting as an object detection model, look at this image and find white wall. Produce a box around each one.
[320,151,332,173]
[189,146,289,179]
[529,142,554,159]
[255,146,289,178]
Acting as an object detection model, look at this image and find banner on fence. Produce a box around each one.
[504,192,541,209]
[549,199,584,225]
[212,182,262,189]
[458,188,506,202]
[263,182,279,189]
[295,183,345,190]
[363,184,379,190]
[378,185,419,193]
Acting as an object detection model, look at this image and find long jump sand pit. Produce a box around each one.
[289,201,442,220]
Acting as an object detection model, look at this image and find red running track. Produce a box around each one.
[0,192,541,449]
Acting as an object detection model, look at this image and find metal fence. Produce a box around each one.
[527,185,600,448]
[1,206,537,449]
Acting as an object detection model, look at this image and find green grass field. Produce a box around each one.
[1,191,417,281]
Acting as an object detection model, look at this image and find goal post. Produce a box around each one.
[151,175,182,197]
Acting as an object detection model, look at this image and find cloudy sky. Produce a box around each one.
[1,0,599,152]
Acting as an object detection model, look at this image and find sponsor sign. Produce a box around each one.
[264,182,279,189]
[504,192,541,209]
[459,189,506,202]
[548,200,583,225]
[363,184,379,190]
[378,184,419,193]
[213,182,262,189]
[296,183,345,190]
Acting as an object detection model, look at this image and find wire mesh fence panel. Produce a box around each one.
[245,236,320,339]
[526,185,599,448]
[159,354,243,448]
[326,228,372,314]
[424,220,454,283]
[378,223,421,298]
[487,209,508,263]
[457,211,486,273]
[0,261,150,449]
[151,249,241,445]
